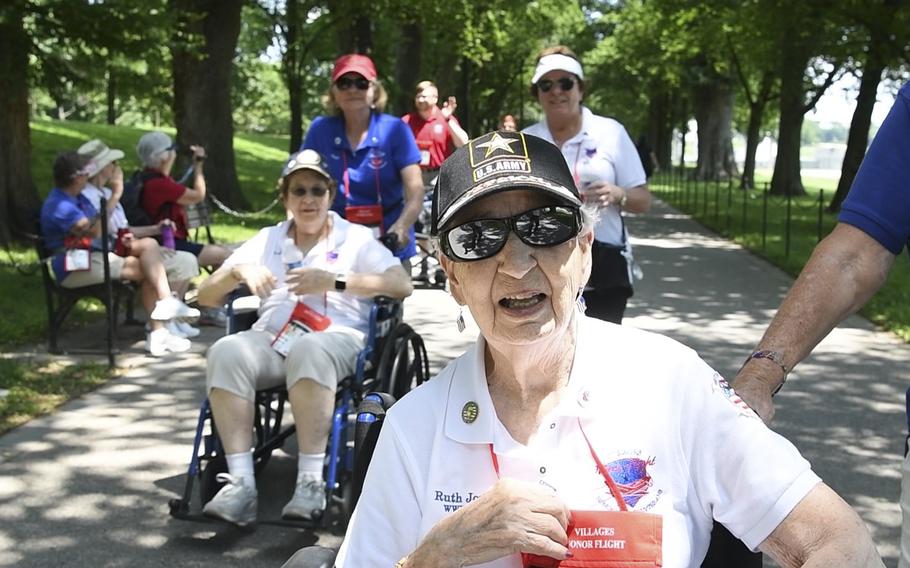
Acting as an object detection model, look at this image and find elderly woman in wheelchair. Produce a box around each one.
[196,150,412,526]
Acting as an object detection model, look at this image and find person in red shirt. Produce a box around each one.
[401,81,469,187]
[136,131,231,269]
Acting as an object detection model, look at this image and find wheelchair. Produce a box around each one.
[412,180,447,289]
[167,289,430,529]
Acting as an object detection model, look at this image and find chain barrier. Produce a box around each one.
[206,193,281,218]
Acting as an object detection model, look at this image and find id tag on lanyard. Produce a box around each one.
[344,204,384,239]
[64,249,91,272]
[271,301,332,357]
[418,140,432,167]
[522,510,662,568]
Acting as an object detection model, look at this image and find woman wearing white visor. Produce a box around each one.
[523,46,651,325]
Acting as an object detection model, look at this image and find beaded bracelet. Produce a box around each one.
[742,350,789,395]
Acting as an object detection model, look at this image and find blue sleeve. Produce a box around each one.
[302,116,328,153]
[839,82,910,254]
[389,117,421,171]
[50,199,90,235]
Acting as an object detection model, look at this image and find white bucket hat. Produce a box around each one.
[78,139,125,178]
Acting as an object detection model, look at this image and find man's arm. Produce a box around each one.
[758,483,883,567]
[733,222,895,421]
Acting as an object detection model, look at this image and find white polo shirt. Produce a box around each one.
[524,107,646,246]
[336,315,820,567]
[222,212,401,338]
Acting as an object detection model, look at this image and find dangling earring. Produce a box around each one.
[456,306,466,333]
[576,287,587,313]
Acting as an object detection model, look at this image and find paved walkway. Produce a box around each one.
[0,197,905,566]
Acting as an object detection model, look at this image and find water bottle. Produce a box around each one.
[160,223,175,249]
[282,237,304,270]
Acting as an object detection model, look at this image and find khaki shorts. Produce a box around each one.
[60,252,124,288]
[206,329,363,400]
[161,250,199,282]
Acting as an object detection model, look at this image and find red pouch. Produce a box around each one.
[63,235,92,250]
[271,301,332,358]
[523,510,662,568]
[344,204,383,227]
[114,228,131,257]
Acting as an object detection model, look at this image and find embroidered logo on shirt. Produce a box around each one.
[606,456,655,508]
[368,148,386,170]
[585,147,597,158]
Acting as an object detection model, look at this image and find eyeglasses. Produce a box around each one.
[440,205,581,262]
[335,76,371,91]
[288,185,329,198]
[537,77,576,93]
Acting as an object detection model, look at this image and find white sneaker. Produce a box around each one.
[150,293,201,321]
[146,327,191,356]
[165,320,200,339]
[281,474,326,520]
[203,473,257,526]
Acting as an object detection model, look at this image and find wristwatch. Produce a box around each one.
[334,273,347,291]
[619,189,628,207]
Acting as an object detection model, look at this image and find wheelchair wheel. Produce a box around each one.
[200,455,227,505]
[375,323,430,400]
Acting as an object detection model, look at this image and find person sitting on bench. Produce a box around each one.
[40,151,199,356]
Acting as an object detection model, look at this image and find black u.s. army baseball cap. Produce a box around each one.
[430,131,582,235]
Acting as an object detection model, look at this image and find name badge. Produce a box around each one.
[64,249,91,272]
[418,140,432,166]
[271,301,331,357]
[522,510,662,568]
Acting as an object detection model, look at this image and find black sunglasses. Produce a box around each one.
[537,77,576,93]
[288,185,329,198]
[440,205,582,262]
[335,76,371,91]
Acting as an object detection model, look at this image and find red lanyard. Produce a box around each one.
[340,137,383,207]
[571,141,584,188]
[488,417,626,511]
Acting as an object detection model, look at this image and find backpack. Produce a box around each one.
[121,170,164,227]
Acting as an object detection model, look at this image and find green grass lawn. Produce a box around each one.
[651,170,910,342]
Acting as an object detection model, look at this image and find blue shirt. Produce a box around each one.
[839,81,910,255]
[302,111,421,259]
[40,188,98,282]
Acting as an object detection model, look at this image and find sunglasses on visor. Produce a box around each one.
[335,76,371,91]
[440,205,582,262]
[537,77,576,93]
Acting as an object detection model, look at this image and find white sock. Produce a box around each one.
[225,451,255,489]
[297,452,325,482]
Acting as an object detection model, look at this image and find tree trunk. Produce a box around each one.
[336,3,372,55]
[171,0,246,208]
[740,72,774,190]
[106,67,116,125]
[393,22,422,116]
[285,0,303,153]
[693,74,736,180]
[828,58,885,212]
[0,2,40,245]
[770,34,809,196]
[456,56,472,134]
[647,89,673,171]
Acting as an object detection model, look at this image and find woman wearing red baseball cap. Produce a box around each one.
[301,54,424,268]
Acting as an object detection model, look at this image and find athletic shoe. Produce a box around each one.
[166,320,200,339]
[146,328,191,356]
[150,293,201,321]
[281,475,326,520]
[203,473,257,527]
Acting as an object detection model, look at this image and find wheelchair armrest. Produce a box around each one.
[225,284,260,334]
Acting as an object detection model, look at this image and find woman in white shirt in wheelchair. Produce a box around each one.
[197,149,412,526]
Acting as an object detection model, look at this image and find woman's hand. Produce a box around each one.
[231,264,277,299]
[286,267,334,296]
[580,180,625,208]
[408,479,570,567]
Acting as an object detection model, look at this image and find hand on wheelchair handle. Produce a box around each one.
[380,232,400,252]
